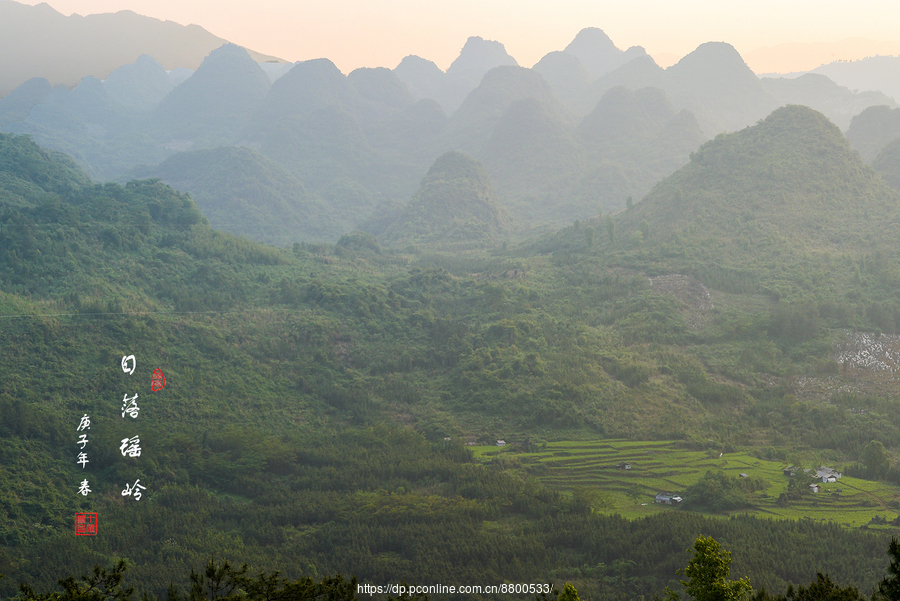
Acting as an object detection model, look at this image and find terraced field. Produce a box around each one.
[471,440,900,528]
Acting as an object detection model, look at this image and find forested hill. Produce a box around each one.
[379,151,512,246]
[5,128,900,599]
[608,105,900,301]
[127,145,343,245]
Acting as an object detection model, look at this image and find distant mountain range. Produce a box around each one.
[763,56,900,107]
[745,38,900,74]
[0,0,282,96]
[3,11,900,248]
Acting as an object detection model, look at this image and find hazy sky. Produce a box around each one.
[16,0,900,72]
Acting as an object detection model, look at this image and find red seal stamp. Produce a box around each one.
[151,368,166,391]
[74,512,98,536]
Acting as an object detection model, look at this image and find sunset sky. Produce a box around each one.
[14,0,900,73]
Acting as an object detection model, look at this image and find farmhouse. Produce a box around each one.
[496,440,506,447]
[814,467,841,482]
[783,466,797,476]
[655,493,682,505]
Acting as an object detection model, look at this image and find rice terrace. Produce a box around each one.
[472,439,900,528]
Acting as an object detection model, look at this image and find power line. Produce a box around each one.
[0,309,235,319]
[0,306,311,319]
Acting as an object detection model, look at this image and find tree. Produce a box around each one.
[639,219,650,238]
[19,560,134,601]
[863,440,890,479]
[670,535,752,601]
[879,537,900,601]
[785,573,863,601]
[558,583,581,601]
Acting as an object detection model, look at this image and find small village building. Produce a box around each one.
[655,493,683,505]
[815,467,841,482]
[783,466,797,476]
[809,483,821,493]
[496,440,506,447]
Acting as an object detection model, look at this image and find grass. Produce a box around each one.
[472,439,900,528]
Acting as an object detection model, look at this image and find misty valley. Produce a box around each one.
[7,9,900,601]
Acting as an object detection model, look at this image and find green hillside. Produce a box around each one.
[572,86,705,214]
[846,104,900,163]
[480,97,586,223]
[127,146,343,245]
[5,126,900,600]
[440,65,570,156]
[613,105,900,303]
[382,151,512,245]
[872,137,900,190]
[152,44,270,144]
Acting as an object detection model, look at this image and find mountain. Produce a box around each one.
[363,98,448,199]
[0,130,90,207]
[1,73,168,180]
[441,65,568,155]
[153,44,271,146]
[259,60,295,83]
[251,58,360,125]
[347,66,415,122]
[811,56,900,105]
[0,76,53,126]
[563,27,646,79]
[665,42,778,135]
[440,36,519,113]
[168,66,194,86]
[845,104,900,162]
[381,151,511,245]
[480,97,585,222]
[578,86,679,151]
[872,137,900,190]
[246,60,371,189]
[531,51,591,114]
[618,105,899,282]
[393,55,445,102]
[567,86,704,217]
[579,43,777,135]
[127,146,340,246]
[745,38,900,75]
[0,55,177,181]
[103,54,174,113]
[0,0,281,97]
[760,55,900,120]
[249,59,412,217]
[577,86,704,169]
[577,54,668,115]
[761,73,897,130]
[446,36,519,83]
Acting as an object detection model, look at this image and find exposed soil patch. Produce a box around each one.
[648,274,714,329]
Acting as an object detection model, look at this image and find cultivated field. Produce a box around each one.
[472,439,900,528]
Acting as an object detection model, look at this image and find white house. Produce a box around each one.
[815,467,841,482]
[655,493,683,505]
